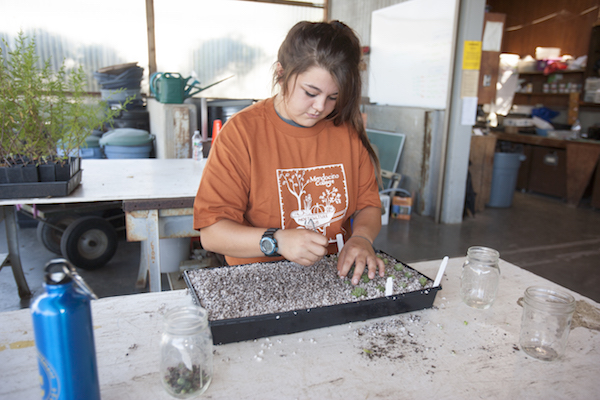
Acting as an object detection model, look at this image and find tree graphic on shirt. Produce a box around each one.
[281,170,309,210]
[280,169,343,233]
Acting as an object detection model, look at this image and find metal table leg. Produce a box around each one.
[2,205,32,298]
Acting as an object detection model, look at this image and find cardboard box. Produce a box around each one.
[391,195,412,220]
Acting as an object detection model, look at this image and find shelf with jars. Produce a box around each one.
[513,70,586,124]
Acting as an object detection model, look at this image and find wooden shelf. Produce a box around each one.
[580,102,600,108]
[515,92,578,97]
[513,92,579,110]
[518,70,585,76]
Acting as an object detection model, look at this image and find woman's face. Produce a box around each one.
[277,66,339,127]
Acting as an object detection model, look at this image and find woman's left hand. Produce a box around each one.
[336,234,385,285]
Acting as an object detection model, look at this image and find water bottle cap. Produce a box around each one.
[45,261,72,285]
[44,259,98,299]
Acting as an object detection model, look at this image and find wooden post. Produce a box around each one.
[568,92,579,125]
[469,135,498,212]
[145,0,157,78]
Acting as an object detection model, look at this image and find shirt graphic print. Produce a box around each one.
[277,164,349,243]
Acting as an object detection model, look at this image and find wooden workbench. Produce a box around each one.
[493,132,600,207]
[1,257,598,399]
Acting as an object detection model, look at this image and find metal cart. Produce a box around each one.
[18,201,124,270]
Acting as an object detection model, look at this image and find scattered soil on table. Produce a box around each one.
[355,314,431,363]
[186,254,433,321]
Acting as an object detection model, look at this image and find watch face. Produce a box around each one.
[262,239,275,253]
[260,228,279,256]
[260,236,277,255]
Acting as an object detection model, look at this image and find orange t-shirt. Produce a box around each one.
[193,97,381,265]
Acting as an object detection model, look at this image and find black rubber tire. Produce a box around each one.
[60,216,118,270]
[36,214,80,255]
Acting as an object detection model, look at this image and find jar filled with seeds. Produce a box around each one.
[460,246,500,309]
[160,305,213,398]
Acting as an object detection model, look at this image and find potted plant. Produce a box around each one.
[0,31,129,198]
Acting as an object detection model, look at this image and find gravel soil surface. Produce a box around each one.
[187,253,433,321]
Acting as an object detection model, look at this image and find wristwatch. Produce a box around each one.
[260,228,280,256]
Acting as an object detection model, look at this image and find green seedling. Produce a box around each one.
[419,277,428,287]
[376,285,385,292]
[361,274,371,284]
[363,348,373,354]
[404,271,413,279]
[351,287,368,297]
[376,254,384,259]
[400,282,407,288]
[383,258,389,265]
[394,263,404,271]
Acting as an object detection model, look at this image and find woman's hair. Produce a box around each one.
[274,20,382,186]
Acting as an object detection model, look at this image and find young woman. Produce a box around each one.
[193,20,384,285]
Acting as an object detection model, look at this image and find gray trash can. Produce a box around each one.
[487,152,525,208]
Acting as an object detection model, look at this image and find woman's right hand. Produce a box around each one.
[275,229,329,266]
[200,220,328,266]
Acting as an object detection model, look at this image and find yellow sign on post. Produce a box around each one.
[463,40,482,70]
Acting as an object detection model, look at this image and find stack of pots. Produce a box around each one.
[94,63,149,132]
[99,128,154,159]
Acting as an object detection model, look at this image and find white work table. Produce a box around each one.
[0,159,204,295]
[1,257,598,399]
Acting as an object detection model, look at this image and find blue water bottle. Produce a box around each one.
[31,259,101,400]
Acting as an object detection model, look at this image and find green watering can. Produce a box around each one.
[150,72,233,104]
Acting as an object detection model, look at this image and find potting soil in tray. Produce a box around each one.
[184,252,440,344]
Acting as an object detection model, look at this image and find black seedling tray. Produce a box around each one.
[0,169,82,199]
[184,254,440,345]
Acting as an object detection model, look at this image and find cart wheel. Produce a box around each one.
[36,214,80,255]
[60,216,118,270]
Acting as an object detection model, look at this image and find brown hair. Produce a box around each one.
[274,20,382,186]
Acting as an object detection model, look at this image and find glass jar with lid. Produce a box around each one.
[460,246,500,309]
[160,305,213,398]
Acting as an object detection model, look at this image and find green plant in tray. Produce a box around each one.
[351,287,367,297]
[0,31,129,167]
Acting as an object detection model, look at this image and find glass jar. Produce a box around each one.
[460,246,500,309]
[160,305,213,398]
[519,286,575,361]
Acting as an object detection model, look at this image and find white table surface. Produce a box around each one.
[0,158,205,293]
[1,257,599,399]
[0,158,204,206]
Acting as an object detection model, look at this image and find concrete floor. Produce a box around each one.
[1,191,599,313]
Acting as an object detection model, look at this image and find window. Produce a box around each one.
[0,0,324,99]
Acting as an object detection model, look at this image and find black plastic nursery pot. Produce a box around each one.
[0,157,82,199]
[184,253,440,345]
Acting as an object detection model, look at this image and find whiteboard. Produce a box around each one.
[368,0,457,109]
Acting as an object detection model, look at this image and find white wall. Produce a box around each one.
[331,0,486,223]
